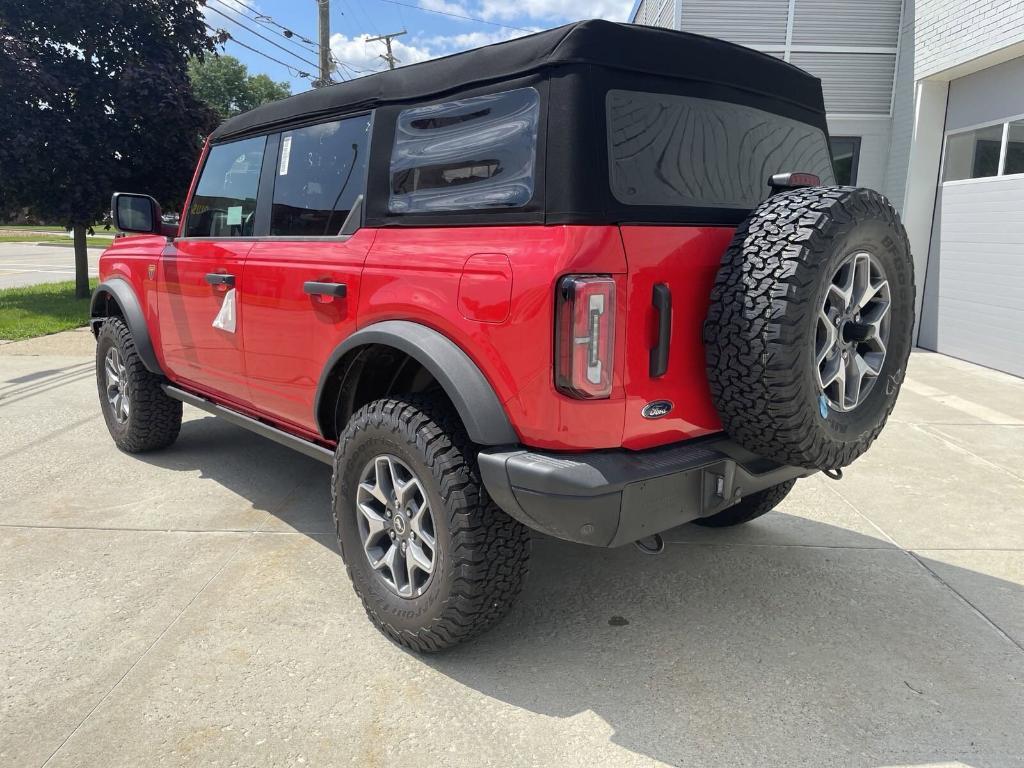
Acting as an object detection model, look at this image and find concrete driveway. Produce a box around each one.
[0,243,103,290]
[2,331,1023,767]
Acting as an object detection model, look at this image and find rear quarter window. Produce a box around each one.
[606,90,835,210]
[388,87,540,214]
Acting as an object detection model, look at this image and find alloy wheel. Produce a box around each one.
[355,454,437,598]
[104,347,130,424]
[815,251,891,412]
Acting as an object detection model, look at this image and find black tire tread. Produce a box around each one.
[704,186,914,470]
[332,395,530,653]
[96,317,181,452]
[692,479,796,528]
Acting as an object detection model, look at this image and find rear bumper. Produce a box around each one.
[478,436,813,547]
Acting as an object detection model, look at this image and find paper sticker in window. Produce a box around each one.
[226,205,243,226]
[279,135,292,176]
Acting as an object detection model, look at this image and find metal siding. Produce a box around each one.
[920,179,1024,377]
[679,0,789,48]
[790,51,896,114]
[791,0,901,47]
[945,55,1024,132]
[657,0,675,28]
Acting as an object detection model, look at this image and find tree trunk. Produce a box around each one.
[73,223,90,299]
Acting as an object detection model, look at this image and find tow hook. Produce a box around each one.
[633,533,665,555]
[822,467,844,481]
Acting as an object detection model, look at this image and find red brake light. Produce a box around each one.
[555,275,615,399]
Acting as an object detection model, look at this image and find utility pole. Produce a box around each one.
[315,0,332,87]
[366,29,406,70]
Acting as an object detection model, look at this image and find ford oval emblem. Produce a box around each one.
[641,400,673,419]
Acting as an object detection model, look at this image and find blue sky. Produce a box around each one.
[203,0,635,94]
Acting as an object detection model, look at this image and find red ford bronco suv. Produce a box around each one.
[92,21,913,651]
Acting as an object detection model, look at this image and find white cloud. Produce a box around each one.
[329,32,433,76]
[418,0,473,17]
[330,26,538,78]
[478,0,632,22]
[422,28,535,51]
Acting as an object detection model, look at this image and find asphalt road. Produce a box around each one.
[2,331,1023,767]
[0,242,103,289]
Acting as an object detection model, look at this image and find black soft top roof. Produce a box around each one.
[211,19,825,142]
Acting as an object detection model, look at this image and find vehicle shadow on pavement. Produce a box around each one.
[426,534,1024,767]
[138,415,1023,767]
[136,415,336,537]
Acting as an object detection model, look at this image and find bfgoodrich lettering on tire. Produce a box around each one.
[704,187,915,470]
[332,395,530,652]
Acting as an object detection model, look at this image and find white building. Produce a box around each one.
[631,0,1024,377]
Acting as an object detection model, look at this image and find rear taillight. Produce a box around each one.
[555,275,615,399]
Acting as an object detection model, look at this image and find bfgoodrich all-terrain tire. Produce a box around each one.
[332,395,530,652]
[704,186,914,471]
[95,317,182,452]
[692,479,796,528]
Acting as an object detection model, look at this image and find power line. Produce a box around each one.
[376,0,533,32]
[221,33,314,80]
[223,0,321,50]
[206,1,320,69]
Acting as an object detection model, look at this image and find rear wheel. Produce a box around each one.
[691,479,796,528]
[332,395,530,652]
[95,317,181,452]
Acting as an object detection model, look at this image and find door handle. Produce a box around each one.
[650,283,671,378]
[204,273,235,287]
[303,281,347,298]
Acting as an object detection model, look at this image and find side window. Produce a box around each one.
[830,136,861,186]
[389,88,540,214]
[606,90,836,209]
[186,136,266,238]
[271,114,371,236]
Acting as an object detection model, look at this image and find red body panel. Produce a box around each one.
[98,219,733,452]
[157,239,253,406]
[618,226,729,449]
[360,225,629,450]
[241,229,376,435]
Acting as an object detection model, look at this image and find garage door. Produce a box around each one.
[918,58,1024,378]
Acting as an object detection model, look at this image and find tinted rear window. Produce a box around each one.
[606,90,835,210]
[388,87,540,214]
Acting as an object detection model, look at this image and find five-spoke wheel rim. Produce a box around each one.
[104,347,130,424]
[815,251,891,412]
[356,454,437,598]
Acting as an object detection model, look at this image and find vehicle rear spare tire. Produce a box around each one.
[704,186,914,470]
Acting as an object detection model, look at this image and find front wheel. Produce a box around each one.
[95,317,182,452]
[333,396,530,652]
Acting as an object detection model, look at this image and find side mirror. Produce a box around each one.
[111,193,177,237]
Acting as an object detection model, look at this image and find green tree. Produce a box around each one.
[189,54,291,121]
[0,0,219,297]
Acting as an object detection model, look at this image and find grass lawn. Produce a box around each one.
[0,234,112,248]
[0,279,98,340]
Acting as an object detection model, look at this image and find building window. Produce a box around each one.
[830,136,861,185]
[942,117,1024,182]
[1004,119,1024,176]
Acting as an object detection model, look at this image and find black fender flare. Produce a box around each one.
[315,320,518,446]
[90,278,164,376]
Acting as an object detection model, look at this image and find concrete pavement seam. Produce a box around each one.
[911,422,1024,483]
[821,481,1024,656]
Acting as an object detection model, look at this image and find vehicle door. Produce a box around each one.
[240,114,374,434]
[158,135,268,406]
